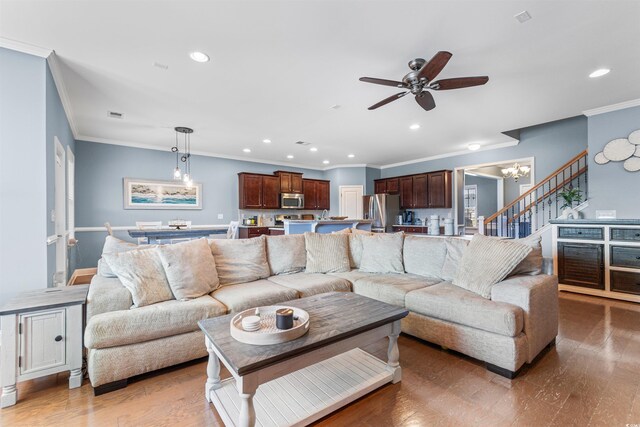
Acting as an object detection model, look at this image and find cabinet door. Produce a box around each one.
[279,172,292,193]
[19,309,66,376]
[316,181,330,210]
[239,174,263,209]
[291,174,303,193]
[262,176,280,209]
[413,174,429,208]
[427,171,451,208]
[386,178,399,194]
[558,242,604,289]
[399,177,413,208]
[374,180,387,194]
[303,180,317,209]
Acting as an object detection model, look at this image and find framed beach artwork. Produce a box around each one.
[123,178,202,210]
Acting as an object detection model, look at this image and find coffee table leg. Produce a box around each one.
[205,338,221,402]
[237,377,257,427]
[387,320,402,384]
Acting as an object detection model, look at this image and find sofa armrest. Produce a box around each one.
[86,275,133,322]
[491,274,558,363]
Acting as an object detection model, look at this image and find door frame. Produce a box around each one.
[54,137,67,287]
[339,185,364,219]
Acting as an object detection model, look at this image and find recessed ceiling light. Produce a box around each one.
[348,154,355,158]
[323,160,330,164]
[189,51,210,63]
[242,148,251,153]
[409,124,420,130]
[589,68,610,78]
[468,143,481,151]
[286,155,294,159]
[310,147,318,152]
[262,139,271,144]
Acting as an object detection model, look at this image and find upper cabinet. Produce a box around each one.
[238,173,280,209]
[303,179,330,210]
[374,178,399,195]
[427,170,452,208]
[275,171,303,194]
[382,170,452,209]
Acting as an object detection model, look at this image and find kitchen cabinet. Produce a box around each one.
[427,171,452,208]
[275,171,303,194]
[238,173,280,209]
[269,228,285,236]
[399,175,428,209]
[238,227,270,239]
[395,171,452,209]
[374,179,387,194]
[374,178,399,194]
[303,179,330,210]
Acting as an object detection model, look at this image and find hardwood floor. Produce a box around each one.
[2,291,640,426]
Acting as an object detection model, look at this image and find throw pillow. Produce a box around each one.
[348,232,373,268]
[97,236,139,277]
[403,235,447,278]
[266,234,306,275]
[103,249,173,308]
[333,227,352,234]
[155,239,219,300]
[453,234,532,299]
[359,232,405,274]
[440,238,470,281]
[509,234,543,276]
[209,236,271,285]
[304,232,350,273]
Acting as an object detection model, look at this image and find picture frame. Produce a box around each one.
[123,178,202,210]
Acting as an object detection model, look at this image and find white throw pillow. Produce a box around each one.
[403,236,447,278]
[359,232,405,274]
[453,234,532,299]
[304,233,350,273]
[266,235,306,275]
[103,249,174,308]
[440,238,470,281]
[97,236,139,277]
[348,232,373,268]
[209,236,271,286]
[156,239,219,300]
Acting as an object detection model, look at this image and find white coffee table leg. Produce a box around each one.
[205,338,221,402]
[387,320,402,384]
[237,376,257,427]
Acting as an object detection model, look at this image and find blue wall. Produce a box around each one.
[464,175,498,218]
[585,105,640,218]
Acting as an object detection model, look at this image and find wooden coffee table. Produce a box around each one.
[198,292,408,427]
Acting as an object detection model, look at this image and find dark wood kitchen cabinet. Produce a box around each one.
[374,179,387,194]
[557,242,604,290]
[374,178,400,194]
[303,179,330,210]
[238,173,280,209]
[275,171,303,193]
[427,170,452,208]
[238,227,270,239]
[399,174,428,209]
[395,170,452,209]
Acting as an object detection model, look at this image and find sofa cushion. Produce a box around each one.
[266,234,306,275]
[403,236,447,278]
[304,233,350,273]
[85,295,226,349]
[509,234,543,277]
[86,276,133,321]
[102,249,174,308]
[453,234,532,299]
[97,236,148,277]
[267,273,351,297]
[359,232,405,274]
[209,236,271,286]
[347,233,372,268]
[328,270,377,285]
[405,282,524,337]
[352,273,440,307]
[440,238,469,281]
[156,239,219,300]
[211,280,299,313]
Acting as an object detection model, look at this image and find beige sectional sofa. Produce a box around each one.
[85,233,558,393]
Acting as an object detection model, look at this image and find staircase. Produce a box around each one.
[480,150,588,238]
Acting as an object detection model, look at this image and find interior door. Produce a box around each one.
[339,185,363,219]
[54,138,67,287]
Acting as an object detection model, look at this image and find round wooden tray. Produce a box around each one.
[230,306,310,346]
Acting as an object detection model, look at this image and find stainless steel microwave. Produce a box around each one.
[281,193,304,209]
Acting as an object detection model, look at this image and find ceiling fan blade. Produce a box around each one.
[417,51,452,81]
[431,76,489,90]
[359,77,406,88]
[368,92,409,110]
[415,91,436,111]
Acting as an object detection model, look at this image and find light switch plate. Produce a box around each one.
[217,213,224,219]
[595,210,616,219]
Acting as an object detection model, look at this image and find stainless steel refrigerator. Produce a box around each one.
[363,194,401,232]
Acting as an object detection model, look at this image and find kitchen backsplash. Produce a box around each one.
[404,208,454,225]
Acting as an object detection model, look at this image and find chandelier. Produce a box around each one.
[171,126,194,188]
[501,163,530,181]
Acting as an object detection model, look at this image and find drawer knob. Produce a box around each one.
[636,256,640,260]
[636,233,640,237]
[54,335,62,342]
[577,231,583,234]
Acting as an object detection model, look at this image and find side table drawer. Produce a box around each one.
[611,270,640,296]
[611,246,640,269]
[558,227,603,240]
[19,309,66,376]
[611,228,640,242]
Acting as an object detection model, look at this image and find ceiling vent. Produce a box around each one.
[514,11,532,23]
[107,111,124,119]
[295,141,311,146]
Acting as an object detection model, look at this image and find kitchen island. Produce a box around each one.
[284,219,373,234]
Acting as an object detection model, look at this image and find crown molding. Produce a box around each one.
[583,98,640,117]
[379,139,520,169]
[323,163,377,170]
[0,37,52,58]
[47,52,79,138]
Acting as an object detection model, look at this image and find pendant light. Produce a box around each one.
[171,126,194,187]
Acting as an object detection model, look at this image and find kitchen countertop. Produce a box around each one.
[285,219,373,224]
[392,224,429,227]
[550,219,640,225]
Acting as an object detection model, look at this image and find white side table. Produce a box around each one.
[0,285,88,408]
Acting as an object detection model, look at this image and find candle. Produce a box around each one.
[275,308,294,330]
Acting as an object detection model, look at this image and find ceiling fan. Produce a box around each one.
[359,51,488,111]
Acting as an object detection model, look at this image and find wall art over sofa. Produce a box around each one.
[123,178,202,209]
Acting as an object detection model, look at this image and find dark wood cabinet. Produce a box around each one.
[275,171,303,194]
[557,242,604,289]
[394,170,452,209]
[374,180,387,194]
[413,174,428,208]
[399,177,414,208]
[269,228,285,236]
[374,178,400,194]
[239,173,280,209]
[238,227,270,239]
[610,270,640,296]
[427,171,452,208]
[262,175,280,209]
[303,179,330,210]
